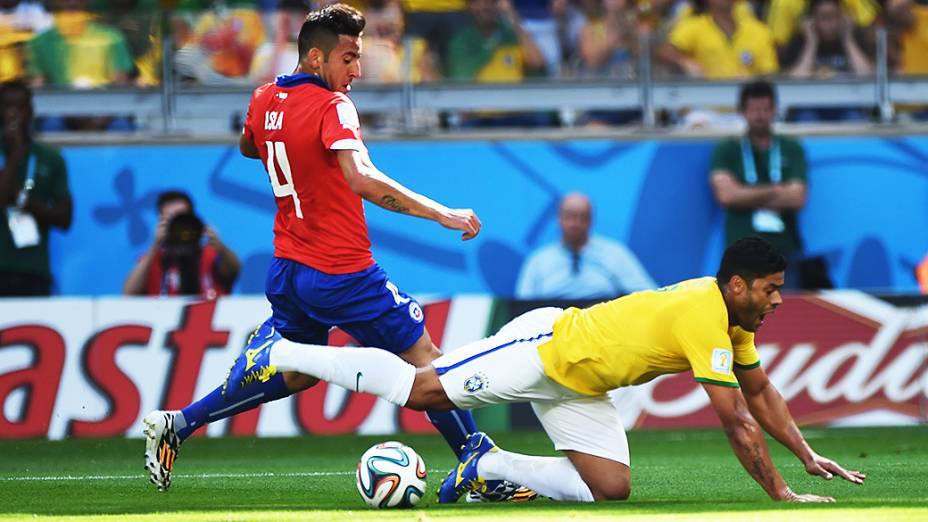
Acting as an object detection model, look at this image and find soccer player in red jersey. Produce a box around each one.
[143,4,531,501]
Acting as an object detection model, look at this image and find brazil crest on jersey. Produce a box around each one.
[243,74,374,274]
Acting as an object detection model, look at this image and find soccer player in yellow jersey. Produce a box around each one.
[225,237,866,503]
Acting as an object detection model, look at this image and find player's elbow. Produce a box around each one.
[345,171,376,198]
[722,411,761,444]
[239,145,260,159]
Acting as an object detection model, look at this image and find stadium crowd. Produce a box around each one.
[1,0,926,88]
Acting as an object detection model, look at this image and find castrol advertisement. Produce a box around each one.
[1,293,925,439]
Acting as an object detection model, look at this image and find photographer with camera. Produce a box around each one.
[123,190,240,299]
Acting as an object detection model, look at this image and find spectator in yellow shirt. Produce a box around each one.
[887,0,928,75]
[659,0,779,79]
[0,0,53,82]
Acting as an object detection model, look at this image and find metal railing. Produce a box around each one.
[30,28,928,136]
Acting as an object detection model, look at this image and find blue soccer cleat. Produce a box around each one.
[222,319,281,401]
[437,431,498,503]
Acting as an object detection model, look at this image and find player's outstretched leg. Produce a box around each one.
[437,432,499,503]
[143,319,295,491]
[227,334,419,407]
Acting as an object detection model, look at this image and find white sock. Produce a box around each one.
[477,449,594,502]
[269,339,416,407]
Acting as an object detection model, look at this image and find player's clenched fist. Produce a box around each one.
[439,208,482,241]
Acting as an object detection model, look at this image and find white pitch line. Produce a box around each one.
[1,471,350,482]
[1,469,447,482]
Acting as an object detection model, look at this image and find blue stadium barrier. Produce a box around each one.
[50,136,928,295]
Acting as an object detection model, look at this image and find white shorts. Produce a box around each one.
[434,307,630,465]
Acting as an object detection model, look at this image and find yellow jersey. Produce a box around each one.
[537,277,761,396]
[900,5,928,75]
[401,0,465,12]
[669,13,778,79]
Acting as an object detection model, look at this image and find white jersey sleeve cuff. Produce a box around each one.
[329,139,365,151]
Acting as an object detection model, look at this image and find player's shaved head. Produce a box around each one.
[298,3,365,61]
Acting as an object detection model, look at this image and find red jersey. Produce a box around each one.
[244,74,374,274]
[145,245,231,300]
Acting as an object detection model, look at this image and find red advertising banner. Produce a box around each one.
[1,293,925,439]
[615,292,928,428]
[0,296,495,440]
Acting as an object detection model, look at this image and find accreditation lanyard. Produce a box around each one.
[740,135,781,185]
[2,149,40,248]
[740,136,786,233]
[0,149,38,200]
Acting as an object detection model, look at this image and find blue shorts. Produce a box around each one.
[265,257,425,354]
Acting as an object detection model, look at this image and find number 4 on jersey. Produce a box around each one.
[264,141,303,219]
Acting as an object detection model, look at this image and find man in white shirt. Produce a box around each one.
[515,192,655,299]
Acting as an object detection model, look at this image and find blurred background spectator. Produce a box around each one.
[248,0,304,83]
[515,192,655,299]
[447,0,546,82]
[780,0,873,78]
[447,0,549,126]
[123,190,240,299]
[659,0,778,79]
[512,0,570,78]
[0,81,71,296]
[174,0,267,85]
[94,0,162,87]
[355,0,439,83]
[0,0,53,83]
[765,0,879,51]
[571,0,641,125]
[400,0,468,76]
[573,0,637,79]
[780,0,873,121]
[887,0,928,75]
[27,0,135,88]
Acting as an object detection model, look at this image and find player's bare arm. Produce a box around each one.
[711,171,806,212]
[702,382,835,503]
[335,149,481,240]
[735,365,866,485]
[239,132,260,159]
[764,181,807,212]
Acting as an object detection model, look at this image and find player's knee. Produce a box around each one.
[405,373,454,411]
[589,475,631,501]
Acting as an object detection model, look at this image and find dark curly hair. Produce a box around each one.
[717,237,788,286]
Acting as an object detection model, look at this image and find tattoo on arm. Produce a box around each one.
[380,195,409,213]
[748,441,776,494]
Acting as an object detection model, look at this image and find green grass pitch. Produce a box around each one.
[0,426,925,521]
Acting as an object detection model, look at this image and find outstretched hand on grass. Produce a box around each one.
[805,452,866,485]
